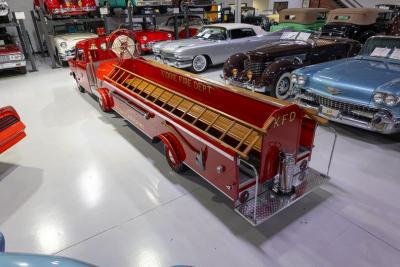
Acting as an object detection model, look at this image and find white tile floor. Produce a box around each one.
[0,60,399,267]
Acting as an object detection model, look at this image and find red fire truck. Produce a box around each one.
[0,106,26,154]
[91,54,337,225]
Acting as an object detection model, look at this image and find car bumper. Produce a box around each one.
[0,60,26,71]
[136,1,172,6]
[59,52,75,62]
[154,54,192,69]
[224,77,267,93]
[295,90,400,134]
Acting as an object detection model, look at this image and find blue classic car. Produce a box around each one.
[0,232,96,267]
[291,36,400,134]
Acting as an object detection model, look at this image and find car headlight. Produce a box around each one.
[373,92,399,106]
[297,76,306,86]
[384,95,398,107]
[290,74,298,84]
[142,36,148,41]
[167,33,172,38]
[60,42,67,48]
[373,92,384,104]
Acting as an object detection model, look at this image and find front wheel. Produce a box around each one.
[190,55,208,73]
[271,72,292,100]
[164,144,186,173]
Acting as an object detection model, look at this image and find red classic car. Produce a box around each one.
[0,33,27,74]
[158,15,204,39]
[133,27,173,54]
[0,106,26,154]
[33,0,97,16]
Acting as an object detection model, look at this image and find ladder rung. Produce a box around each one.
[109,69,120,80]
[205,114,220,132]
[181,103,195,118]
[219,120,236,140]
[235,128,254,149]
[138,81,149,94]
[243,135,261,155]
[146,86,158,99]
[193,108,207,124]
[153,89,165,102]
[161,93,175,108]
[171,98,184,112]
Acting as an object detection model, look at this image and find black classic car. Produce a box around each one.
[322,8,393,43]
[223,32,361,99]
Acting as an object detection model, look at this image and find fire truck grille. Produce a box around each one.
[243,60,268,77]
[301,91,377,115]
[0,115,19,132]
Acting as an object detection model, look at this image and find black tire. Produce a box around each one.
[271,72,292,100]
[190,55,208,73]
[98,97,110,112]
[16,66,27,74]
[164,144,186,173]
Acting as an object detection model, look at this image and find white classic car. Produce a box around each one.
[153,23,285,73]
[51,24,97,66]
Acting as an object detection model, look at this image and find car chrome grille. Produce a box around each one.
[299,90,378,119]
[0,55,11,62]
[0,115,18,132]
[160,51,175,58]
[243,60,269,77]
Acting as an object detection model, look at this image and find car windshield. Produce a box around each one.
[194,27,227,41]
[280,31,320,43]
[54,24,86,35]
[166,16,203,27]
[0,34,13,46]
[361,37,400,62]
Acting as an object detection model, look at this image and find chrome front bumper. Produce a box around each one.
[0,60,26,70]
[224,77,267,93]
[295,92,400,134]
[136,1,172,6]
[154,54,192,69]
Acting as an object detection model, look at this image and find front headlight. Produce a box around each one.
[142,36,148,41]
[373,92,384,104]
[297,76,306,86]
[167,33,172,38]
[290,74,298,84]
[60,42,67,48]
[373,92,399,106]
[384,95,398,107]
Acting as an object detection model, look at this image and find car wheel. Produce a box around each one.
[190,55,208,73]
[164,144,186,173]
[272,72,292,100]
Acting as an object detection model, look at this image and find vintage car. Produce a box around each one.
[270,8,328,32]
[292,36,400,134]
[322,8,393,43]
[0,106,26,154]
[52,24,98,66]
[134,27,174,54]
[0,0,9,23]
[34,0,97,16]
[158,15,203,39]
[173,0,213,11]
[99,0,172,14]
[0,33,27,74]
[153,23,285,73]
[0,232,95,267]
[223,31,361,99]
[221,7,269,30]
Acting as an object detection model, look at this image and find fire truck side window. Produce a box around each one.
[76,48,85,62]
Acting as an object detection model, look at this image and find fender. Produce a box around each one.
[261,59,303,89]
[157,132,186,164]
[97,88,114,111]
[223,53,247,78]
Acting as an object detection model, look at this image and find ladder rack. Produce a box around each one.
[105,66,267,159]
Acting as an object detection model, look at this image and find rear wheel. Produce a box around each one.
[190,55,208,73]
[271,72,292,100]
[164,144,186,173]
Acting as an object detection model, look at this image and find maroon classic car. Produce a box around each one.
[223,32,361,99]
[0,33,27,74]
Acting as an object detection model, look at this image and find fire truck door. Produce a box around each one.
[86,62,97,94]
[74,48,91,93]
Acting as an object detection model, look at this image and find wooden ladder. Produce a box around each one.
[106,66,266,159]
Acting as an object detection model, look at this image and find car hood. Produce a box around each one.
[155,38,212,53]
[0,44,21,55]
[298,57,400,104]
[54,33,98,43]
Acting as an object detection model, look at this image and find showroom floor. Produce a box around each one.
[0,59,400,267]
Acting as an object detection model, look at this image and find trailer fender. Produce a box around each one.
[158,132,186,173]
[97,88,114,112]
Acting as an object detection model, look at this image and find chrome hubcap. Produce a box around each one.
[193,56,206,72]
[276,76,291,99]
